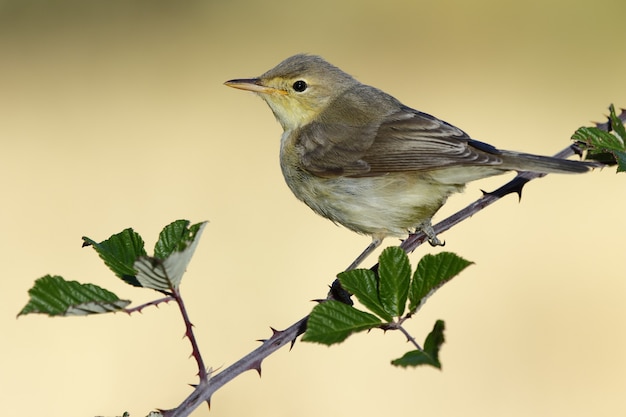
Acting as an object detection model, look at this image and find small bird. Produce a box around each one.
[225,54,597,269]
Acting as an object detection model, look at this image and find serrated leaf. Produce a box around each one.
[572,126,624,151]
[614,150,626,172]
[378,246,411,318]
[391,320,445,369]
[154,219,205,259]
[18,275,130,317]
[302,300,382,345]
[409,252,472,313]
[608,104,626,143]
[338,269,393,321]
[572,107,626,171]
[82,228,146,287]
[134,222,207,290]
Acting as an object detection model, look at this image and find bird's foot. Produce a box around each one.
[422,222,445,247]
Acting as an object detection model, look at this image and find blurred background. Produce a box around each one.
[2,0,625,416]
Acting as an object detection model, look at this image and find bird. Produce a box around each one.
[225,54,598,270]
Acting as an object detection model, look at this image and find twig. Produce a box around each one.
[163,317,308,417]
[397,325,423,351]
[164,108,625,415]
[399,145,580,254]
[165,142,589,416]
[171,287,209,385]
[123,296,174,314]
[399,105,626,253]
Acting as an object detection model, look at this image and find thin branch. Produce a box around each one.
[171,287,209,384]
[399,144,581,254]
[165,142,588,416]
[398,105,626,254]
[382,318,424,351]
[164,108,625,415]
[123,296,174,314]
[164,317,308,417]
[397,325,423,351]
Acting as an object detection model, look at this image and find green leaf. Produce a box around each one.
[572,126,624,152]
[409,252,472,314]
[134,221,207,291]
[608,104,626,143]
[391,320,445,369]
[338,269,393,321]
[18,275,130,317]
[154,219,205,259]
[572,107,626,172]
[302,300,382,345]
[378,246,411,318]
[82,228,146,287]
[613,150,626,173]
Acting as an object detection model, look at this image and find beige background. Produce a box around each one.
[2,1,625,416]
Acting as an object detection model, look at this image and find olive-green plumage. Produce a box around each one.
[225,54,597,268]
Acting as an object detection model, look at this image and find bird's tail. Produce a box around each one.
[499,151,602,174]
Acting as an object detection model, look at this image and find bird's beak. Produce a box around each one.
[224,78,287,95]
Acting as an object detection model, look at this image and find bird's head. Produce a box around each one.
[225,54,359,131]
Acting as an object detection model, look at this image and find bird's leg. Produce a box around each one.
[346,237,383,271]
[421,220,445,247]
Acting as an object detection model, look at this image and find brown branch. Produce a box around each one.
[163,317,308,417]
[171,287,209,385]
[164,142,591,417]
[399,145,580,254]
[164,106,626,416]
[123,296,174,314]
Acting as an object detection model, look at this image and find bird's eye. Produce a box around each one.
[292,80,308,92]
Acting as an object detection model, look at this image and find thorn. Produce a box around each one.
[256,338,268,343]
[311,298,326,304]
[486,176,528,200]
[593,107,626,131]
[289,337,298,351]
[158,408,173,417]
[571,143,584,157]
[206,398,211,410]
[249,360,262,376]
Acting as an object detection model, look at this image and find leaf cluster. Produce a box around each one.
[19,220,206,317]
[302,247,472,368]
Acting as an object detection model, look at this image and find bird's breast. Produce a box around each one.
[279,130,463,238]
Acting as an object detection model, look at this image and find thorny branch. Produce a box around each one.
[171,287,209,384]
[164,147,588,417]
[164,109,625,417]
[123,296,174,314]
[400,145,582,253]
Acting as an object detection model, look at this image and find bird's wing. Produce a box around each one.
[359,107,503,176]
[295,119,380,177]
[296,103,503,178]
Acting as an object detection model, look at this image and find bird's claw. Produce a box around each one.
[422,222,445,247]
[428,237,445,247]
